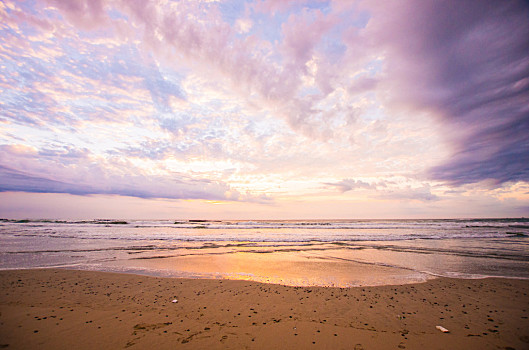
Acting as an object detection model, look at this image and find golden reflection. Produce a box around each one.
[111,249,431,287]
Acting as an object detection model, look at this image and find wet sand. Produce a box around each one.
[0,269,528,349]
[108,250,434,287]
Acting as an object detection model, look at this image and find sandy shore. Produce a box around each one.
[0,269,528,349]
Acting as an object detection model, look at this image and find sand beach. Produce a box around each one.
[1,268,528,349]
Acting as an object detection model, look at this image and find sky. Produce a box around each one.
[0,0,528,219]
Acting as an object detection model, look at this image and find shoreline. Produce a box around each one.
[1,268,529,349]
[2,265,529,285]
[3,264,528,287]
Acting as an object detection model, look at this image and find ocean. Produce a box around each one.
[1,218,528,287]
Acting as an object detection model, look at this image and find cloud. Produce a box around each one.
[325,178,372,193]
[45,0,109,31]
[377,185,439,202]
[253,0,325,16]
[235,18,252,34]
[0,144,264,202]
[280,8,336,72]
[361,0,529,186]
[325,178,439,202]
[0,29,157,128]
[0,165,85,194]
[0,164,234,200]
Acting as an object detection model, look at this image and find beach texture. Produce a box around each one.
[0,269,528,349]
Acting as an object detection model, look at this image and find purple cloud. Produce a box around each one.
[325,179,372,193]
[0,145,253,201]
[363,0,529,186]
[0,164,238,200]
[377,185,439,202]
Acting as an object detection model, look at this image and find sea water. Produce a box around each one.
[0,218,528,286]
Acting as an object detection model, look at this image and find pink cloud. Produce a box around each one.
[253,0,328,16]
[12,9,54,33]
[253,0,305,15]
[45,0,108,31]
[31,0,348,140]
[280,9,337,72]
